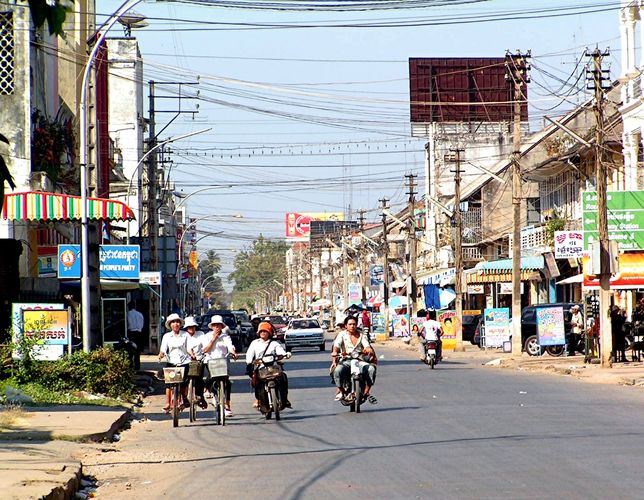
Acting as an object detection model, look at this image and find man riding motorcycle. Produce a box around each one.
[419,310,443,363]
[330,315,378,404]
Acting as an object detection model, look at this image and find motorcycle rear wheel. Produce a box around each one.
[270,386,280,421]
[353,378,361,414]
[172,385,180,428]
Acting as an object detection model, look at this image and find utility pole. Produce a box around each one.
[380,198,390,338]
[405,174,418,318]
[146,81,160,350]
[447,150,465,351]
[328,247,335,320]
[342,229,349,312]
[358,209,368,306]
[506,51,531,356]
[588,48,613,368]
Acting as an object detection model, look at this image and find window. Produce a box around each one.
[526,197,541,224]
[0,12,14,95]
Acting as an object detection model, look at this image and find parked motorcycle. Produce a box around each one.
[255,352,291,420]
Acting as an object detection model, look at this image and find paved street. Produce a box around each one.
[83,342,644,500]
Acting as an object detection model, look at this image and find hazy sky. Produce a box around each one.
[98,0,620,283]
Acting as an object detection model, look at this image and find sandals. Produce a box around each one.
[366,395,378,405]
[252,400,260,409]
[334,393,343,401]
[163,405,171,414]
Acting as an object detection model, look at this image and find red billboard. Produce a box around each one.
[285,212,344,241]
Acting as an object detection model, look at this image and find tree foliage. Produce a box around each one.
[199,250,226,308]
[29,0,73,37]
[229,236,287,310]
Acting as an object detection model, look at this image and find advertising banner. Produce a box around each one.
[37,246,57,277]
[348,283,362,306]
[583,190,644,250]
[11,303,70,360]
[554,231,584,259]
[437,310,459,350]
[536,306,566,346]
[369,265,384,287]
[499,282,524,294]
[140,271,162,286]
[370,312,385,341]
[285,212,344,241]
[582,251,644,289]
[392,314,410,337]
[411,317,424,337]
[467,284,484,294]
[483,308,510,348]
[57,245,141,279]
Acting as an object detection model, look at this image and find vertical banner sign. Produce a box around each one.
[348,282,362,306]
[536,306,566,346]
[483,308,510,348]
[11,303,69,360]
[438,310,459,350]
[370,312,385,340]
[411,317,424,338]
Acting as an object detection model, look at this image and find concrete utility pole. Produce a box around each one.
[506,51,531,356]
[588,48,613,368]
[146,81,160,347]
[448,150,465,352]
[358,209,368,306]
[380,198,390,338]
[405,174,418,317]
[342,229,349,311]
[328,247,335,316]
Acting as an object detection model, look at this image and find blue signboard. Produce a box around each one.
[58,244,82,279]
[57,245,141,279]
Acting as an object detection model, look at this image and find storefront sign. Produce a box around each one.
[536,306,566,346]
[11,303,70,360]
[554,231,584,259]
[499,282,524,294]
[140,271,162,286]
[438,310,459,350]
[583,191,644,250]
[483,308,510,348]
[467,284,484,294]
[57,245,141,279]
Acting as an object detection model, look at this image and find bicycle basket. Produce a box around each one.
[258,364,282,381]
[187,360,203,377]
[207,358,229,378]
[163,366,185,384]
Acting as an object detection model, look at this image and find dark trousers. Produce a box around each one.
[255,373,289,406]
[566,333,579,356]
[127,330,144,370]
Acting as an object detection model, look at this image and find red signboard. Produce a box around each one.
[583,252,644,289]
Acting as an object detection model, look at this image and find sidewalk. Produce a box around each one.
[381,337,644,387]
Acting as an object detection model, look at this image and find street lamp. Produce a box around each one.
[125,128,211,243]
[79,0,144,352]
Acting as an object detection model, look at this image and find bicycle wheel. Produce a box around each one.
[353,378,361,414]
[188,378,196,423]
[210,381,220,425]
[270,386,280,421]
[172,385,180,428]
[218,379,226,426]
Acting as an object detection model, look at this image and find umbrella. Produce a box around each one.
[439,288,456,309]
[311,298,331,308]
[344,303,366,314]
[388,295,408,308]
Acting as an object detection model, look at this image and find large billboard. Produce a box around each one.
[583,190,644,251]
[285,212,343,241]
[409,57,527,124]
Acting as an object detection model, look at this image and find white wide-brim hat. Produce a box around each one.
[165,313,184,329]
[184,316,199,328]
[208,315,226,327]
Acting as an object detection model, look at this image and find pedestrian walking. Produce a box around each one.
[611,306,627,362]
[569,305,583,357]
[127,300,145,370]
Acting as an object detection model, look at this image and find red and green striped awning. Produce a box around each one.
[1,192,135,222]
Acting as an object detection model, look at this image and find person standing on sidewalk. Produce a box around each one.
[569,305,583,357]
[127,301,145,370]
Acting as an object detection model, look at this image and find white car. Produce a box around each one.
[284,318,326,352]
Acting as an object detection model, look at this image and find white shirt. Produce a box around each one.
[421,320,441,341]
[160,330,190,365]
[127,309,144,332]
[332,330,371,355]
[246,338,287,364]
[571,311,583,334]
[201,332,235,360]
[186,331,205,359]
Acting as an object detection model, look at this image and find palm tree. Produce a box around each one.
[0,133,16,209]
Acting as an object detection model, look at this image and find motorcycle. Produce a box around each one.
[255,352,291,420]
[424,340,439,369]
[337,350,369,413]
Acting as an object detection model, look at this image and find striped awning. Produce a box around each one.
[1,192,135,222]
[467,270,539,284]
[466,256,544,284]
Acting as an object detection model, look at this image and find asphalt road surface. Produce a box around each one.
[86,341,644,500]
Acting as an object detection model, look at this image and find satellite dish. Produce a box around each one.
[117,11,149,36]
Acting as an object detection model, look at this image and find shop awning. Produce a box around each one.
[556,274,583,285]
[467,256,544,284]
[417,268,455,285]
[1,191,135,222]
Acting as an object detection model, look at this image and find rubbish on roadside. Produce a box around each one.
[112,433,121,442]
[484,358,502,366]
[519,391,527,394]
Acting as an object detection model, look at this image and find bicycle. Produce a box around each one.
[162,365,186,428]
[205,357,230,426]
[186,359,205,423]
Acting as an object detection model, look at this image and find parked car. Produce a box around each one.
[283,318,326,352]
[232,310,254,347]
[198,310,245,352]
[520,303,583,356]
[462,313,482,344]
[263,315,289,342]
